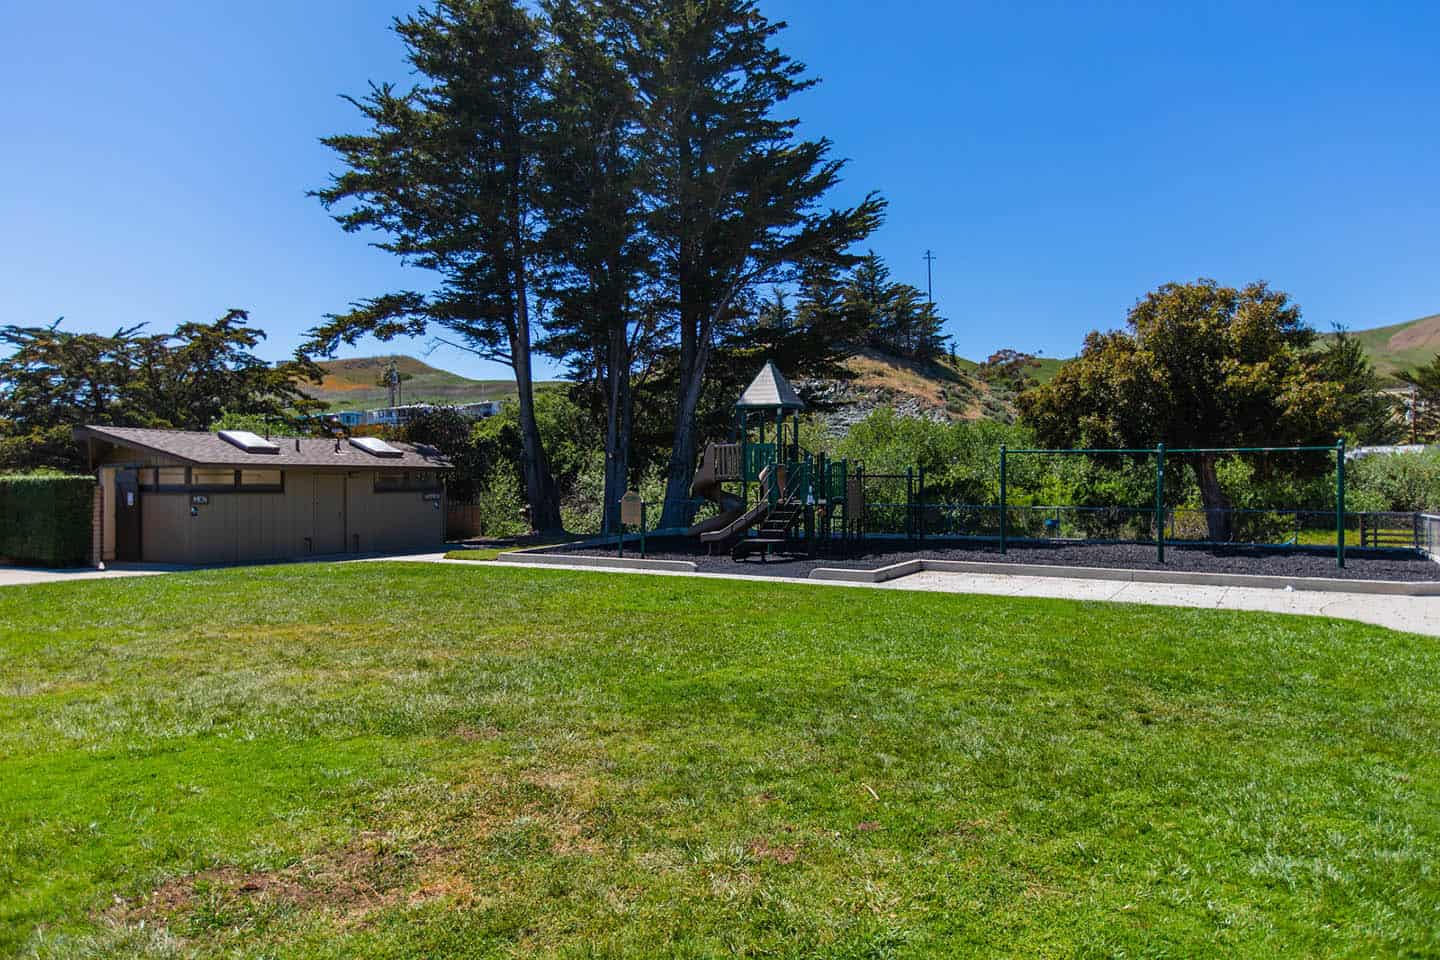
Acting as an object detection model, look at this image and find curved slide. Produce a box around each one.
[687,443,746,537]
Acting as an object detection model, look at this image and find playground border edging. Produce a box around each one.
[808,558,1440,596]
[497,552,699,573]
[808,559,922,584]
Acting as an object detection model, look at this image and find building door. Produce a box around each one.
[115,470,142,562]
[312,474,346,555]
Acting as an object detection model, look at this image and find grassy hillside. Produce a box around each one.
[1330,313,1440,381]
[303,355,538,411]
[840,349,1069,422]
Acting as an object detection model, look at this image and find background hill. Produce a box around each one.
[303,350,1068,424]
[303,355,552,411]
[1331,312,1440,382]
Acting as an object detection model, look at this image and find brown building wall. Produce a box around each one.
[101,464,444,565]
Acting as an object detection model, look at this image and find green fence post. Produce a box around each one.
[999,444,1008,554]
[1336,438,1346,568]
[918,466,925,542]
[1155,443,1166,564]
[640,500,647,558]
[906,467,914,543]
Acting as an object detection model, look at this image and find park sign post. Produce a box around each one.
[618,490,646,559]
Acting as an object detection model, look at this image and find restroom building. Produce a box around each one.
[75,425,452,565]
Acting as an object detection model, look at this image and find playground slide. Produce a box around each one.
[686,443,746,537]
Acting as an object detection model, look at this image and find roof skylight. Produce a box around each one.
[349,436,404,458]
[218,430,281,454]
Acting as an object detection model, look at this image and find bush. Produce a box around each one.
[0,474,94,566]
[1348,450,1440,512]
[473,470,529,539]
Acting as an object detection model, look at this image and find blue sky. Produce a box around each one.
[3,1,1438,381]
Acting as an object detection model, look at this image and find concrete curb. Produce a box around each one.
[809,560,922,584]
[809,558,1440,596]
[497,552,698,573]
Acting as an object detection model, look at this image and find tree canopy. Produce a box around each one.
[1397,353,1440,442]
[1018,279,1396,538]
[0,311,321,472]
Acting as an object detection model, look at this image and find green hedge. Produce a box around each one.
[0,475,95,567]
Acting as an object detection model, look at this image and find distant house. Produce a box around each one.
[74,425,452,566]
[360,401,501,427]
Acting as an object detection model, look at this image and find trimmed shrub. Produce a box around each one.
[0,474,95,567]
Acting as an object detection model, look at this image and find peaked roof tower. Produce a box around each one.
[735,361,805,411]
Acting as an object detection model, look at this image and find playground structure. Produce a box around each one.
[671,362,1434,566]
[687,362,861,560]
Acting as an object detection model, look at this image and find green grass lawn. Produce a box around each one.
[3,564,1438,958]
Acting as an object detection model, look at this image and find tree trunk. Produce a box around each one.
[659,320,710,529]
[511,272,563,533]
[601,322,632,535]
[1195,454,1233,542]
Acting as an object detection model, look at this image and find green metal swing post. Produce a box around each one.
[1155,443,1166,564]
[1336,438,1346,568]
[999,444,1007,554]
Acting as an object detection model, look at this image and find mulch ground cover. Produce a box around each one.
[533,536,1440,583]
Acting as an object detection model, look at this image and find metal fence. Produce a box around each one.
[854,499,1431,551]
[1422,514,1440,562]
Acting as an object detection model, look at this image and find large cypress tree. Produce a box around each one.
[537,0,659,534]
[310,0,562,530]
[619,0,884,526]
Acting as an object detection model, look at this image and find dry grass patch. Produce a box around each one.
[109,832,463,935]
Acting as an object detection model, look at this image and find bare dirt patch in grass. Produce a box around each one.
[111,832,459,931]
[748,838,800,864]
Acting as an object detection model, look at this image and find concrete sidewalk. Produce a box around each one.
[0,550,449,588]
[875,569,1439,636]
[0,564,189,587]
[441,556,1440,637]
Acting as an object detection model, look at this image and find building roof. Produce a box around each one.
[735,361,805,411]
[74,425,452,470]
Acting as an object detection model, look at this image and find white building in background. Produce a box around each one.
[1346,444,1430,461]
[362,402,502,427]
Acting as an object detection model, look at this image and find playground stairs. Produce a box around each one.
[730,498,805,561]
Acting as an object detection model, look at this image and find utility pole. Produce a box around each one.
[923,249,936,311]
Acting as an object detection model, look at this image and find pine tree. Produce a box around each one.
[536,0,659,533]
[1398,354,1440,442]
[309,0,563,531]
[618,0,884,526]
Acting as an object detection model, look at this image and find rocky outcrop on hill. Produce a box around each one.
[797,377,953,438]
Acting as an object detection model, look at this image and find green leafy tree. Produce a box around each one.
[1397,354,1440,443]
[1018,279,1361,540]
[619,0,885,525]
[0,312,319,472]
[310,0,563,531]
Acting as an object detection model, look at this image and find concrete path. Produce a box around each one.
[0,550,448,588]
[876,569,1440,636]
[0,564,188,587]
[440,557,1440,637]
